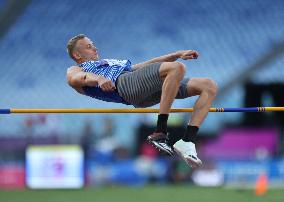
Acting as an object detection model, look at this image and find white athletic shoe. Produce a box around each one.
[173,140,202,168]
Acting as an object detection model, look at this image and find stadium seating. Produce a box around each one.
[0,0,283,141]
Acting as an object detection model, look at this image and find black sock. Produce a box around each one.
[155,114,169,133]
[182,125,199,143]
[167,132,178,147]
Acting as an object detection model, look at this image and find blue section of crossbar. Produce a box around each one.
[223,107,259,112]
[0,109,11,114]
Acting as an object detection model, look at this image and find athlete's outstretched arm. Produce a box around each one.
[67,66,115,93]
[132,50,199,71]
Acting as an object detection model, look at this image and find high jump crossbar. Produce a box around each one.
[1,107,284,114]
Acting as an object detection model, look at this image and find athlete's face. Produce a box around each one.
[74,37,99,62]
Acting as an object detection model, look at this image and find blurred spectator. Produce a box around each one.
[95,117,118,154]
[167,158,193,184]
[22,114,59,137]
[81,119,95,160]
[139,141,159,159]
[22,116,34,137]
[81,119,96,185]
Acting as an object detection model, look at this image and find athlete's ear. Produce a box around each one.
[73,51,81,60]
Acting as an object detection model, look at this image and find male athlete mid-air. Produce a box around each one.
[66,34,218,168]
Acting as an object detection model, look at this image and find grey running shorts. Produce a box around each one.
[116,62,190,108]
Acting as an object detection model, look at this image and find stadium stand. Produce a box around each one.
[0,0,283,140]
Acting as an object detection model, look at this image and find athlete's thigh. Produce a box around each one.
[138,77,203,105]
[117,62,163,106]
[135,91,162,107]
[136,78,207,106]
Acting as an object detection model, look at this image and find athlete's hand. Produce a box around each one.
[97,76,116,92]
[177,50,199,60]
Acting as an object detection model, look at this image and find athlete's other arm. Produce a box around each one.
[67,66,116,94]
[132,50,199,71]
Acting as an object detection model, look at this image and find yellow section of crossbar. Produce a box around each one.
[10,108,196,113]
[264,107,284,112]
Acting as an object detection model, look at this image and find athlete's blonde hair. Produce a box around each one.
[66,34,86,61]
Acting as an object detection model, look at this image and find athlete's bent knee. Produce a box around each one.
[204,78,218,96]
[173,61,186,73]
[172,61,186,77]
[159,61,186,79]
